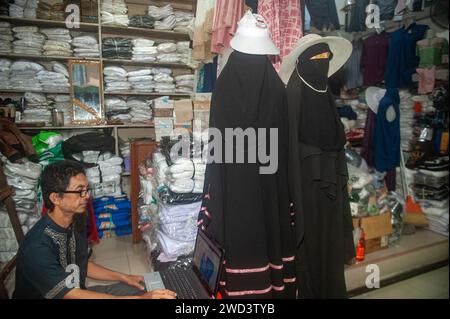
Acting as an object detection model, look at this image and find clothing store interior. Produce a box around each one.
[0,0,448,300]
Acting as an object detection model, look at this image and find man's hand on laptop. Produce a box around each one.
[140,289,177,299]
[121,274,146,291]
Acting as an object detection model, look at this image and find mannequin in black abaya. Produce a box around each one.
[286,43,356,298]
[198,51,296,299]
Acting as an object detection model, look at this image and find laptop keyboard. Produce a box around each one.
[161,268,201,299]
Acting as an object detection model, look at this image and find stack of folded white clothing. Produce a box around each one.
[12,26,45,55]
[175,74,194,93]
[72,35,100,58]
[3,160,42,233]
[0,58,11,89]
[156,42,180,63]
[0,206,19,262]
[173,11,194,32]
[127,68,154,92]
[176,41,192,65]
[399,90,414,151]
[21,92,52,123]
[166,158,205,194]
[84,152,124,198]
[47,93,72,124]
[155,201,201,260]
[151,68,174,93]
[9,0,37,18]
[101,0,129,27]
[40,28,73,57]
[148,4,173,20]
[105,96,130,122]
[104,66,131,92]
[0,22,12,54]
[120,140,130,158]
[127,97,152,123]
[37,69,69,92]
[10,60,43,91]
[132,38,157,62]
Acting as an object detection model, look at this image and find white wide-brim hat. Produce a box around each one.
[365,86,386,114]
[279,34,352,85]
[230,10,280,55]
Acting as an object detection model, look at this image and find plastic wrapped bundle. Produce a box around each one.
[173,10,194,32]
[0,22,12,54]
[148,4,173,20]
[37,70,69,92]
[72,35,99,58]
[132,38,157,62]
[129,15,155,28]
[37,0,65,21]
[154,15,177,30]
[12,26,45,55]
[102,37,133,59]
[101,0,128,15]
[0,58,11,89]
[10,60,44,91]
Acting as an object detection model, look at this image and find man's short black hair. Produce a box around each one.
[41,160,86,211]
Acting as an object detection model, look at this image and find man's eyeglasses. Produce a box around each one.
[60,189,91,198]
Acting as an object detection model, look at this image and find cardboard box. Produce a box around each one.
[353,212,392,254]
[154,108,174,118]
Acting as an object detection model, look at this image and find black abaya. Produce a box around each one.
[198,51,296,298]
[286,44,355,298]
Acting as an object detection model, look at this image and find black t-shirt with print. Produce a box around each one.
[13,214,89,299]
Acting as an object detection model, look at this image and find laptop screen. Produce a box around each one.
[192,230,224,295]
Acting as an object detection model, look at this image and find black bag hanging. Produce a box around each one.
[62,132,115,167]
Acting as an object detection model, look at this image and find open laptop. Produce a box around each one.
[144,229,225,299]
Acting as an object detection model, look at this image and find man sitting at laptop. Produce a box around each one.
[13,161,176,299]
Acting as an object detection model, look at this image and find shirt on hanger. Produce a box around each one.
[361,33,390,86]
[416,37,449,68]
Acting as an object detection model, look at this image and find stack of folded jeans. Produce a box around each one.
[175,74,194,93]
[37,0,65,21]
[105,96,130,122]
[129,15,155,29]
[127,68,154,92]
[104,66,131,92]
[72,35,100,58]
[0,22,12,54]
[127,97,152,123]
[103,37,133,60]
[12,26,45,55]
[132,38,157,62]
[10,60,44,91]
[1,0,10,15]
[0,59,11,90]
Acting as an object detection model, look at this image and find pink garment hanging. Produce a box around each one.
[258,0,303,71]
[417,67,436,95]
[211,0,245,54]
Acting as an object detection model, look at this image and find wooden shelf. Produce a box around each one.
[0,89,69,94]
[0,53,99,62]
[104,91,191,97]
[0,16,99,32]
[102,58,192,69]
[17,124,155,130]
[101,25,190,40]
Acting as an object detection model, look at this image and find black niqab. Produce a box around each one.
[289,43,346,151]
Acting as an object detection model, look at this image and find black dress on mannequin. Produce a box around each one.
[198,51,296,299]
[286,43,355,298]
